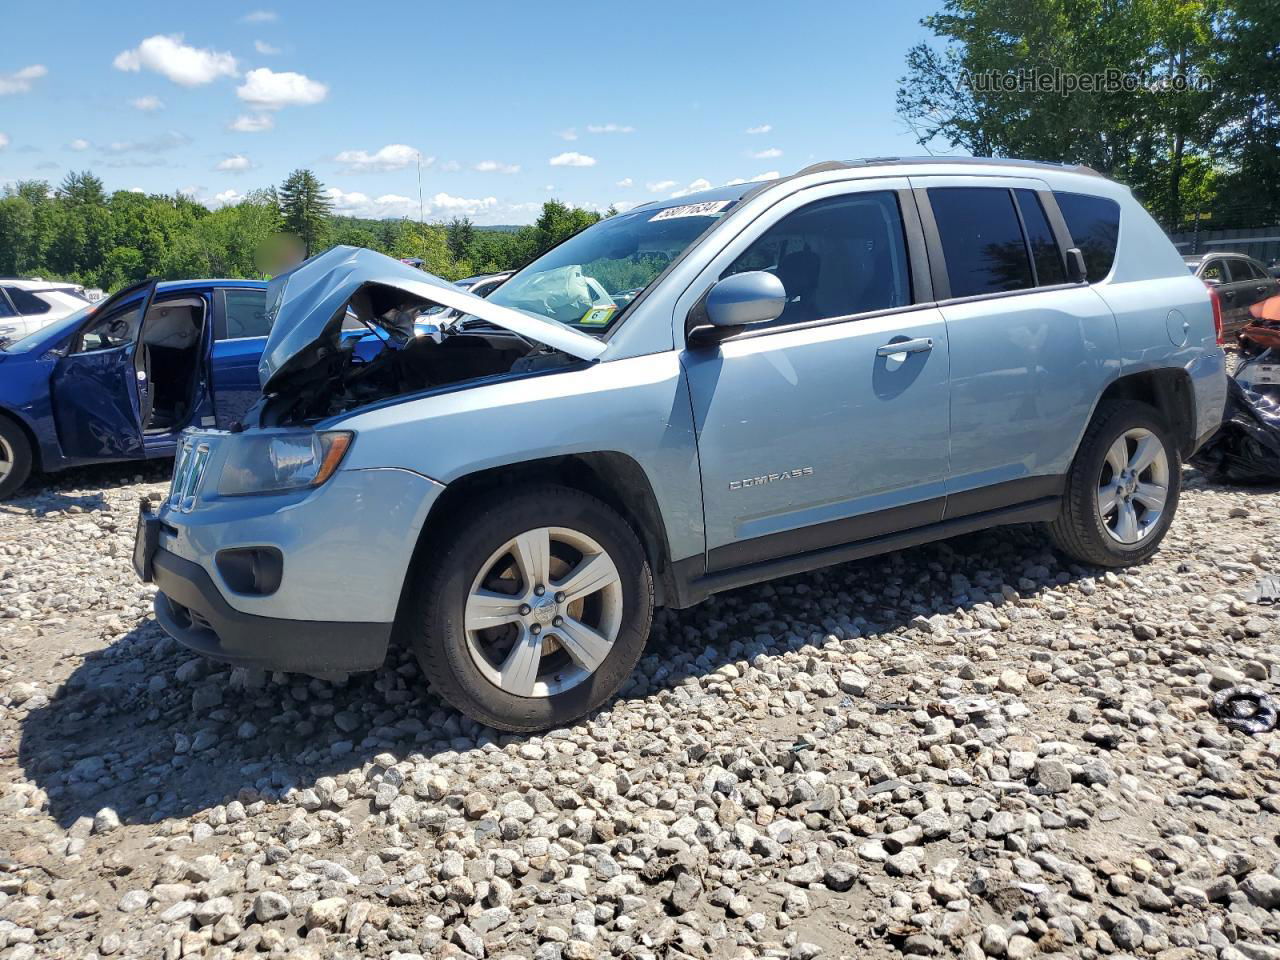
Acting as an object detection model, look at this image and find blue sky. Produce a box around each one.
[0,0,950,224]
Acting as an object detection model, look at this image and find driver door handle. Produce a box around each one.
[877,337,934,358]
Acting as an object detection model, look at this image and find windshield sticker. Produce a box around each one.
[578,304,617,326]
[649,200,732,221]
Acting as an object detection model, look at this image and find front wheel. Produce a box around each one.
[408,485,653,732]
[1048,401,1181,567]
[0,418,34,500]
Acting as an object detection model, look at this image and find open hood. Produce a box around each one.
[258,246,605,393]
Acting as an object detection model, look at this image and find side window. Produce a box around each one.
[340,308,365,331]
[1200,260,1227,283]
[1013,190,1066,285]
[221,289,270,339]
[722,190,912,327]
[78,302,143,352]
[0,293,14,319]
[928,187,1034,297]
[4,287,51,316]
[1054,191,1120,283]
[1236,260,1265,281]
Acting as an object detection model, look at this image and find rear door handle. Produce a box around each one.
[877,337,934,358]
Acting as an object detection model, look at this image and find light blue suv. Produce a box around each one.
[135,158,1228,731]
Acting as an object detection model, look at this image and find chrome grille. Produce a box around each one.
[168,435,212,512]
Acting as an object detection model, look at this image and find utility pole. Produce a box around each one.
[417,151,426,260]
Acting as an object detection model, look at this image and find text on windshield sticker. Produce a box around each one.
[649,200,732,221]
[579,305,616,326]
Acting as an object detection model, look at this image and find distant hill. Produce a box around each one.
[333,215,525,233]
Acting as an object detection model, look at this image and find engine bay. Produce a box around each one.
[258,316,577,427]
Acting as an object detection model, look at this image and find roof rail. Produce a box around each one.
[853,156,1101,176]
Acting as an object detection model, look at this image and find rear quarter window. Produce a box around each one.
[4,287,52,315]
[1054,192,1121,283]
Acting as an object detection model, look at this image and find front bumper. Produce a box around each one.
[153,548,391,673]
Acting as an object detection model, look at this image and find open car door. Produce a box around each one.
[49,279,157,461]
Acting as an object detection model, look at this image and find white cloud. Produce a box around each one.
[439,160,461,172]
[113,35,237,87]
[670,177,713,198]
[473,160,520,174]
[750,147,782,159]
[333,143,422,172]
[549,152,595,167]
[611,201,638,213]
[429,191,498,213]
[646,179,677,193]
[229,113,273,132]
[325,186,498,220]
[254,40,281,55]
[557,128,578,141]
[128,187,145,194]
[178,185,200,197]
[236,67,327,109]
[213,188,243,206]
[745,124,772,135]
[0,133,8,150]
[69,138,90,151]
[616,177,633,188]
[217,153,251,172]
[586,123,635,134]
[131,95,164,112]
[0,65,47,96]
[725,170,781,186]
[241,9,277,22]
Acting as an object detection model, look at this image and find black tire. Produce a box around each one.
[408,485,653,732]
[1048,400,1181,567]
[0,417,34,500]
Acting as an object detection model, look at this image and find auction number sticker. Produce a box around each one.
[650,200,732,221]
[579,304,617,326]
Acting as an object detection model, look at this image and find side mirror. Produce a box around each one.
[687,271,787,344]
[1065,248,1088,284]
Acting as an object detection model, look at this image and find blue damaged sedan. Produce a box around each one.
[0,277,389,497]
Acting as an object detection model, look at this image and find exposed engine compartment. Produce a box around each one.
[258,324,577,427]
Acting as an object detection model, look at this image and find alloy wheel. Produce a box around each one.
[0,434,12,484]
[463,526,623,698]
[1097,427,1170,544]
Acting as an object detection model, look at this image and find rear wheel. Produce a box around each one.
[409,486,653,732]
[1049,401,1180,567]
[0,418,33,500]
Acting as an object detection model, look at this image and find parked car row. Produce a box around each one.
[124,157,1226,732]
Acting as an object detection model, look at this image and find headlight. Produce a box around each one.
[218,430,353,496]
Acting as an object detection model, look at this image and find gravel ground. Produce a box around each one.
[1,460,1278,960]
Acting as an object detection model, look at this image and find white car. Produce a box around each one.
[0,279,94,343]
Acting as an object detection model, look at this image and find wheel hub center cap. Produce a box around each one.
[531,596,557,625]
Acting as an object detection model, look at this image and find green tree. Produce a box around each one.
[446,216,476,263]
[278,169,332,256]
[896,0,1221,225]
[531,200,601,257]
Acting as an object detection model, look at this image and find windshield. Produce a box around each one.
[486,200,738,331]
[0,301,95,353]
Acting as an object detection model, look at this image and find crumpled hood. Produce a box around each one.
[258,246,605,392]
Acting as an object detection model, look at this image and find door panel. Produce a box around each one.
[210,336,267,429]
[941,286,1120,499]
[49,281,156,461]
[687,306,951,569]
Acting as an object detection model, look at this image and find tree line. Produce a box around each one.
[897,0,1280,229]
[0,167,608,292]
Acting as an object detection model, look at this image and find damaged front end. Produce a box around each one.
[250,246,605,427]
